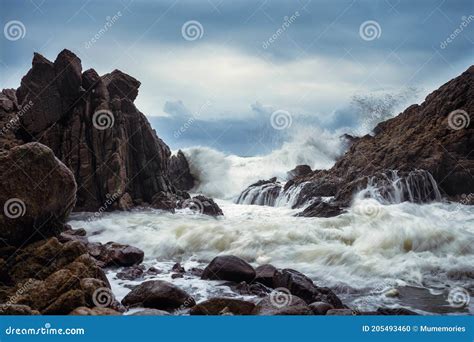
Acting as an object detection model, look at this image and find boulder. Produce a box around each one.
[87,242,144,267]
[326,309,355,316]
[70,306,122,316]
[287,165,312,180]
[180,195,224,216]
[190,297,256,315]
[202,255,255,283]
[376,307,418,315]
[254,264,277,287]
[273,269,344,308]
[122,280,195,311]
[0,304,40,315]
[0,143,77,246]
[296,200,344,218]
[309,301,334,315]
[252,295,312,315]
[169,150,195,191]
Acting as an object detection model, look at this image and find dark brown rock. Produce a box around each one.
[252,295,312,315]
[296,200,344,218]
[287,165,312,180]
[254,264,277,288]
[70,306,122,315]
[202,255,255,282]
[309,301,334,315]
[190,297,256,315]
[180,195,224,216]
[0,143,77,246]
[121,280,195,311]
[0,304,40,315]
[169,150,195,191]
[88,242,144,267]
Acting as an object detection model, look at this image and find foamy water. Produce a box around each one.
[69,198,474,314]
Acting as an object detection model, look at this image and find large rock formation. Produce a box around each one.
[238,65,474,215]
[1,49,185,211]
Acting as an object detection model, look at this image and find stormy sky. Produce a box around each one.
[1,0,473,155]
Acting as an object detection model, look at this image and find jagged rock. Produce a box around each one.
[87,242,144,267]
[190,298,256,315]
[230,281,272,297]
[180,195,224,216]
[287,165,312,180]
[121,280,195,311]
[0,143,77,246]
[296,200,344,218]
[0,304,40,315]
[273,269,344,308]
[12,50,176,211]
[202,255,255,282]
[254,264,277,288]
[169,150,195,191]
[252,295,312,315]
[236,178,282,206]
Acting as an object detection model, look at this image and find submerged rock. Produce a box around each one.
[180,195,224,216]
[252,295,312,315]
[169,150,195,191]
[201,255,255,283]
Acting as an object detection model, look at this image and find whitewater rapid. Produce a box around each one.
[69,198,474,314]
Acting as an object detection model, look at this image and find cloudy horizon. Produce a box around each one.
[1,0,473,154]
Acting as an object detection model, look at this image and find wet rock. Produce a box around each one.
[131,309,171,316]
[116,266,145,281]
[122,280,195,311]
[287,165,312,180]
[0,304,40,315]
[0,143,77,246]
[252,295,312,315]
[326,309,355,316]
[88,242,144,267]
[151,191,178,212]
[231,281,272,297]
[202,255,255,283]
[180,195,224,216]
[70,306,122,315]
[169,150,195,191]
[273,269,344,308]
[189,268,204,277]
[254,264,277,288]
[172,263,185,273]
[309,301,334,315]
[296,200,344,218]
[236,178,282,206]
[190,297,256,315]
[376,307,418,315]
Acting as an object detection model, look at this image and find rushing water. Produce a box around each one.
[69,197,474,314]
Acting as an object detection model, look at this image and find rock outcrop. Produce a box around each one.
[0,49,195,212]
[169,150,195,191]
[0,143,77,246]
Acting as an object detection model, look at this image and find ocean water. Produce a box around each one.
[69,130,474,314]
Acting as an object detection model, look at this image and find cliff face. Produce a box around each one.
[292,65,474,210]
[2,49,176,211]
